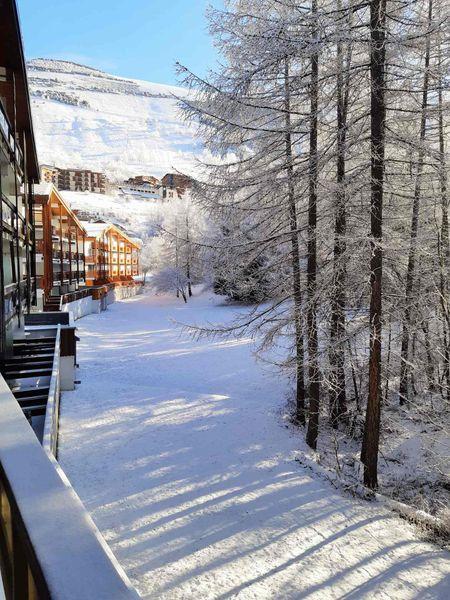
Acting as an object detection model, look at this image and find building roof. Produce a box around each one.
[34,182,53,196]
[34,184,87,232]
[81,222,109,238]
[81,221,141,248]
[0,0,39,181]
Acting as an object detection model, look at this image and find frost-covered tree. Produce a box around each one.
[140,237,155,284]
[178,0,449,497]
[151,195,209,300]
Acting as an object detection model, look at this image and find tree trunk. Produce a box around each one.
[185,211,193,298]
[384,323,392,403]
[398,0,432,404]
[284,57,306,425]
[437,37,450,403]
[330,0,351,427]
[175,219,180,299]
[306,0,320,450]
[361,0,387,488]
[422,321,435,391]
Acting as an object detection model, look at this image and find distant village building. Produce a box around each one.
[120,175,162,200]
[40,164,59,183]
[117,173,192,201]
[161,173,191,200]
[57,168,106,194]
[39,165,106,194]
[126,175,161,187]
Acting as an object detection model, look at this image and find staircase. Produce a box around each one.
[0,332,57,438]
[44,294,62,312]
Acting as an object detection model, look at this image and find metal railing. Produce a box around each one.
[42,326,61,457]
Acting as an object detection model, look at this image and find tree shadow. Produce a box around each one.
[59,294,450,599]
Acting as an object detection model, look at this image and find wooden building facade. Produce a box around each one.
[33,184,87,302]
[0,4,141,599]
[0,0,40,357]
[83,222,141,286]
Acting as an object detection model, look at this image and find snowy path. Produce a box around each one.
[59,292,449,599]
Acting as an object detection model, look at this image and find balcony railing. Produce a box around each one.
[42,326,61,457]
[0,374,139,599]
[60,286,92,306]
[0,101,23,167]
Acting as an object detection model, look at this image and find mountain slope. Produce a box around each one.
[59,189,165,240]
[28,58,202,180]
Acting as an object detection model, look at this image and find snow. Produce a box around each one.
[60,190,167,239]
[28,59,206,180]
[58,290,449,599]
[80,221,110,238]
[0,371,137,599]
[34,182,53,196]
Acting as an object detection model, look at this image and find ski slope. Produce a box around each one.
[28,58,203,180]
[58,290,449,599]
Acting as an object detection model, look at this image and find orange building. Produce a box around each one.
[33,184,87,303]
[83,222,141,286]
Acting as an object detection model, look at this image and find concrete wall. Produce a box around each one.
[61,286,142,322]
[60,356,76,391]
[114,285,143,301]
[62,296,94,321]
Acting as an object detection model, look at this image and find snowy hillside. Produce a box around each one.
[28,58,203,180]
[60,190,165,239]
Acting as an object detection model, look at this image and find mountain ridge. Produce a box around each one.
[27,58,201,180]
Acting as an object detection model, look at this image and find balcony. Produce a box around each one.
[52,251,71,262]
[0,100,24,168]
[0,372,138,599]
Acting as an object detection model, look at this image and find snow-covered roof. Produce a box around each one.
[33,184,87,231]
[81,221,141,247]
[34,182,53,196]
[81,222,109,238]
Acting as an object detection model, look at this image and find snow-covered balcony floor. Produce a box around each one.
[58,291,449,599]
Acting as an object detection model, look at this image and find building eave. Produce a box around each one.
[0,0,40,181]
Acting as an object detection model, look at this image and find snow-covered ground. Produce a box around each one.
[28,58,205,180]
[58,290,449,599]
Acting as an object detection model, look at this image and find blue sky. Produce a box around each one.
[17,0,222,86]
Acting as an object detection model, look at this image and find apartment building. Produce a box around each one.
[0,4,139,598]
[33,184,87,305]
[0,3,39,355]
[126,175,161,187]
[83,222,141,286]
[161,172,191,200]
[57,168,106,194]
[40,164,106,194]
[120,175,162,199]
[40,164,58,183]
